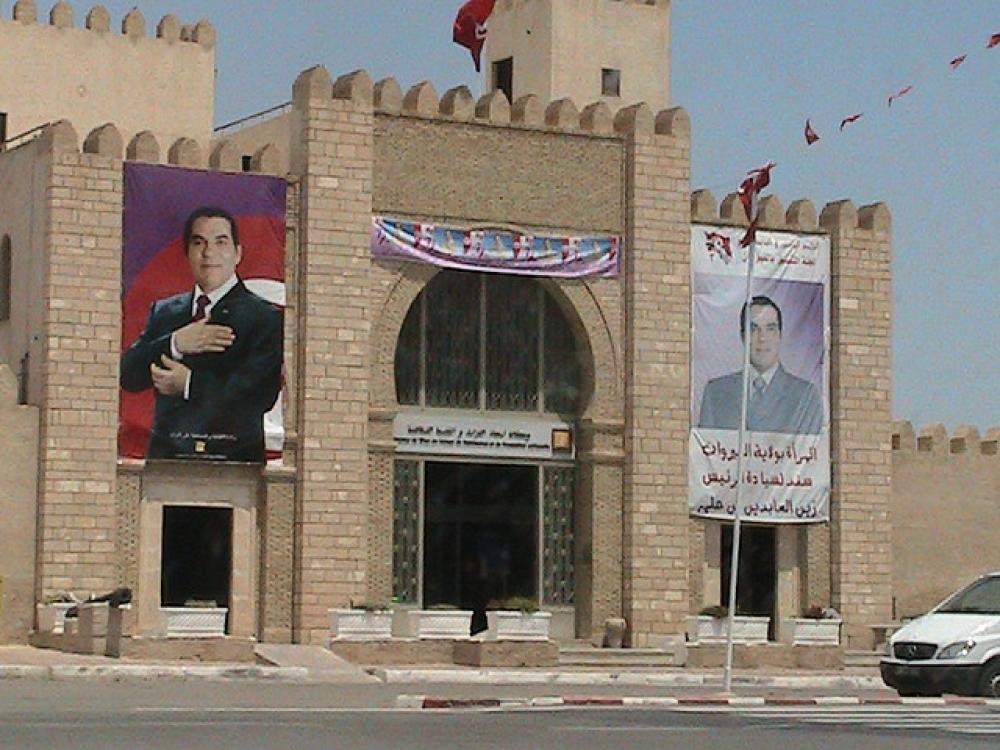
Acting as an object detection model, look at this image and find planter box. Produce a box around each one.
[392,609,473,640]
[37,602,75,634]
[160,607,228,637]
[485,610,552,641]
[782,617,842,645]
[686,614,770,643]
[328,609,392,641]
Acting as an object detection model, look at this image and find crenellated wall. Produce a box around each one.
[0,1,216,152]
[891,421,1000,618]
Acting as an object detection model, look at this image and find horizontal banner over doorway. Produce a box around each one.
[372,217,620,278]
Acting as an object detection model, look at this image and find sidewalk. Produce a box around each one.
[0,643,886,692]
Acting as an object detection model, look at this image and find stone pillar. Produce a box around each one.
[820,200,893,648]
[619,106,691,647]
[775,525,801,643]
[35,122,123,598]
[290,67,375,643]
[576,418,624,641]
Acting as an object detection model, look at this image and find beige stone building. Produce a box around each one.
[1,0,982,661]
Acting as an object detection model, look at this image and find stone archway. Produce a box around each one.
[367,268,625,638]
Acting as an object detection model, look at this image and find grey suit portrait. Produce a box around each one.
[697,294,823,435]
[698,365,822,434]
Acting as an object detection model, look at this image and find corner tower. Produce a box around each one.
[483,0,670,110]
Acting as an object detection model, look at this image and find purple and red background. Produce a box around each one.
[119,163,286,459]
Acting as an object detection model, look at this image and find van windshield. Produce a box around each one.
[937,576,1000,615]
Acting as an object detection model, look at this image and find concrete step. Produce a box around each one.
[844,650,882,668]
[558,645,680,668]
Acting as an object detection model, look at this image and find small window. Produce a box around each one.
[241,154,253,172]
[0,112,8,150]
[493,57,513,104]
[0,235,11,322]
[601,68,621,98]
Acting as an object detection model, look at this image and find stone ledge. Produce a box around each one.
[686,643,844,670]
[453,640,559,668]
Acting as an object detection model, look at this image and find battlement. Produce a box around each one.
[291,66,689,141]
[5,1,215,47]
[690,188,891,237]
[892,420,1000,457]
[0,1,216,152]
[3,119,284,178]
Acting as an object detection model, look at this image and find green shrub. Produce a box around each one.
[698,604,728,619]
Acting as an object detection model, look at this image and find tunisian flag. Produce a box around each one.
[453,0,497,72]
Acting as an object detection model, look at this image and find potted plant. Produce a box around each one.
[687,604,769,643]
[328,600,392,641]
[485,597,552,641]
[782,605,842,645]
[160,599,228,636]
[392,603,474,639]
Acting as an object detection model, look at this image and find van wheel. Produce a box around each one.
[977,660,1000,698]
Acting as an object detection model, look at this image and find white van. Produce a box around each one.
[881,572,1000,697]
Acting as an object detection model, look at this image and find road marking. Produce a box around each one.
[556,726,713,733]
[675,704,1000,737]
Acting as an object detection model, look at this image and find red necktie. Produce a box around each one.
[193,294,210,321]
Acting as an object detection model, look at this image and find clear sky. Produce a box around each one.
[13,1,997,432]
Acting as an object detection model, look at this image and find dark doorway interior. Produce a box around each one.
[424,462,537,633]
[161,506,233,618]
[721,524,777,638]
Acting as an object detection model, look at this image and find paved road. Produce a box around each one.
[0,683,998,749]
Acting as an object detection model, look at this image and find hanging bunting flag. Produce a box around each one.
[736,162,776,247]
[887,85,913,107]
[804,119,820,145]
[988,32,1000,49]
[950,54,968,70]
[453,0,497,72]
[839,112,863,130]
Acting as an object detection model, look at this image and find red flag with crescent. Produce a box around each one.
[888,85,913,107]
[453,0,497,72]
[988,32,1000,49]
[737,162,775,247]
[804,119,820,145]
[839,112,863,131]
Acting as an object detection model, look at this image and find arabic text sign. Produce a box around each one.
[393,413,574,460]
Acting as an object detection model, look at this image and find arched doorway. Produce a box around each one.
[391,270,586,636]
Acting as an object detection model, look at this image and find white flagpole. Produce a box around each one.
[722,232,758,694]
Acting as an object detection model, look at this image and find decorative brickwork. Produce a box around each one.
[259,468,295,642]
[114,466,141,593]
[373,117,623,233]
[367,450,394,605]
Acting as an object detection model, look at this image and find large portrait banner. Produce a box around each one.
[119,163,286,463]
[690,225,831,523]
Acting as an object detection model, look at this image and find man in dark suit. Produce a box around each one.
[121,207,282,462]
[698,295,822,435]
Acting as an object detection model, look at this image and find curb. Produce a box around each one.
[373,669,884,690]
[397,694,1000,710]
[0,665,309,681]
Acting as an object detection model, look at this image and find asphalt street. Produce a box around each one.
[1,683,999,750]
